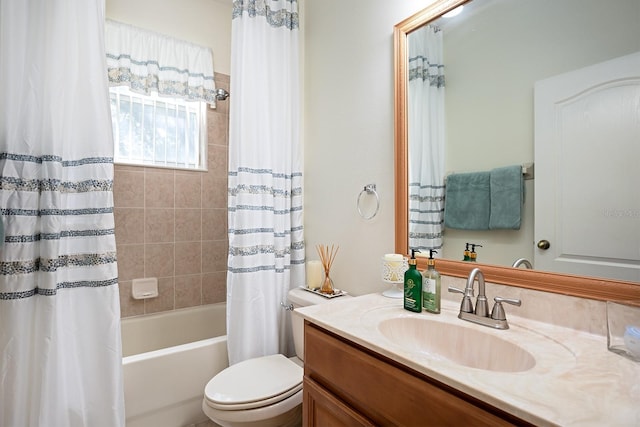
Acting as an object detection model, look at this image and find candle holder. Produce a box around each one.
[381,255,409,299]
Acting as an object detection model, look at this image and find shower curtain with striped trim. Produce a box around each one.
[0,0,125,425]
[408,24,446,253]
[227,0,304,365]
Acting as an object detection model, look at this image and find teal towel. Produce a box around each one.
[489,165,523,229]
[444,171,490,230]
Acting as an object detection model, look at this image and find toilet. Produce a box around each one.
[202,288,351,427]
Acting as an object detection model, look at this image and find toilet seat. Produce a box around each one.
[204,354,303,411]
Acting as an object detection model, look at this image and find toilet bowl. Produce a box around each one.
[202,288,351,427]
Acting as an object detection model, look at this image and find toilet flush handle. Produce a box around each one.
[280,301,294,311]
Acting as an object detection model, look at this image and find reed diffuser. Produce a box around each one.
[316,244,339,294]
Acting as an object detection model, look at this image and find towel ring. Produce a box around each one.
[357,183,380,220]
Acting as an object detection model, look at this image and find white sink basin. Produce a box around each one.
[378,317,536,372]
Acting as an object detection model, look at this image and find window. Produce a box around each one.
[109,86,207,170]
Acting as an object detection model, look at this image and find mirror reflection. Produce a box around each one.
[405,0,640,282]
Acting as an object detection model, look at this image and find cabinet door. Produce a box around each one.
[303,377,375,427]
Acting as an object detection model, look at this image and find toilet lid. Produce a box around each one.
[204,354,303,411]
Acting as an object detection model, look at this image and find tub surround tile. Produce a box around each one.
[113,169,144,208]
[202,209,227,241]
[202,176,227,209]
[144,243,175,278]
[118,280,144,318]
[211,101,229,118]
[175,242,202,275]
[113,73,229,318]
[116,244,144,281]
[175,275,203,309]
[206,111,229,145]
[145,170,175,208]
[214,73,230,84]
[207,144,228,178]
[211,97,229,118]
[114,208,145,245]
[144,277,175,314]
[202,272,226,304]
[176,209,202,242]
[145,208,175,243]
[202,241,228,273]
[175,173,202,208]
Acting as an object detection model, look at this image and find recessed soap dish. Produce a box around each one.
[131,277,159,300]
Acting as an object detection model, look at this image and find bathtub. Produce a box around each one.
[122,303,228,427]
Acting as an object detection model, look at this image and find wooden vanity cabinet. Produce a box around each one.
[303,321,532,427]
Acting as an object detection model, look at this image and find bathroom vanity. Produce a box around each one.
[296,293,640,426]
[303,322,528,426]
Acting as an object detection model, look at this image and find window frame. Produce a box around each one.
[109,86,208,172]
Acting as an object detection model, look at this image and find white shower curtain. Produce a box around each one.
[0,1,124,426]
[227,0,304,365]
[407,24,446,252]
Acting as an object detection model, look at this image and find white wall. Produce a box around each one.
[106,0,232,75]
[303,0,434,296]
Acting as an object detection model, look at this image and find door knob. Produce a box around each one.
[537,240,550,250]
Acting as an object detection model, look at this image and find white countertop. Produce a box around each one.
[295,293,640,427]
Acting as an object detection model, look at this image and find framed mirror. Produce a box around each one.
[394,0,640,301]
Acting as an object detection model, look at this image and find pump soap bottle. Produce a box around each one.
[422,250,441,314]
[462,243,471,261]
[404,249,422,313]
[470,244,483,262]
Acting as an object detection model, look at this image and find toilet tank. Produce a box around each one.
[287,288,352,361]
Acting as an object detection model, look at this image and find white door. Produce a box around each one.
[534,51,640,282]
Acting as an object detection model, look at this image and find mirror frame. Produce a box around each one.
[393,0,640,302]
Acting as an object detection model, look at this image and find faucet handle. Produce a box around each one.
[448,285,474,298]
[448,286,465,295]
[490,297,522,321]
[448,286,474,313]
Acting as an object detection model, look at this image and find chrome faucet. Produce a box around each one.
[449,267,521,330]
[512,258,533,269]
[467,268,489,317]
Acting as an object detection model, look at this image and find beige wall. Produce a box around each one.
[106,0,232,317]
[302,0,434,296]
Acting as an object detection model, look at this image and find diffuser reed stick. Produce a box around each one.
[316,244,339,294]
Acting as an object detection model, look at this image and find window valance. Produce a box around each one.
[105,19,217,105]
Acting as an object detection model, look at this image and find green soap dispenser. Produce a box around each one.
[462,243,471,261]
[422,249,441,314]
[404,249,422,313]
